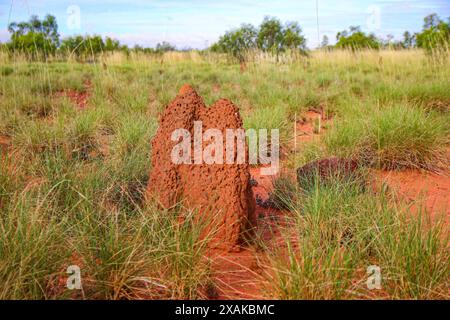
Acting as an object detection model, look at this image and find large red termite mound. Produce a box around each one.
[147,85,256,249]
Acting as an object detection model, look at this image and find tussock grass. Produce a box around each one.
[72,203,214,300]
[325,103,449,170]
[0,164,214,299]
[261,176,449,299]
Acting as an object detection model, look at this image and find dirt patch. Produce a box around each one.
[250,167,285,240]
[0,135,11,153]
[147,84,256,250]
[240,62,247,73]
[55,80,92,109]
[297,157,360,186]
[293,110,332,148]
[425,99,450,112]
[373,169,450,221]
[208,248,264,299]
[208,166,286,299]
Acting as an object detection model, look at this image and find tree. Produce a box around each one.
[105,37,120,51]
[155,41,176,53]
[402,31,414,48]
[349,26,361,34]
[210,23,257,62]
[415,14,449,56]
[335,26,380,50]
[42,14,59,46]
[211,17,307,62]
[282,21,306,51]
[336,30,348,41]
[423,13,440,29]
[7,14,60,57]
[29,15,42,33]
[257,16,284,56]
[60,35,106,58]
[320,35,329,48]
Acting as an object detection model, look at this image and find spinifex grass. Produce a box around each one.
[260,175,449,299]
[0,48,448,299]
[325,102,449,170]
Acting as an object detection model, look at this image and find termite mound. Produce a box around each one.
[147,84,256,250]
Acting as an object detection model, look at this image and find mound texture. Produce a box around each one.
[297,157,359,186]
[147,85,256,249]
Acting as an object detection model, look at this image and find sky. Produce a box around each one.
[0,0,449,49]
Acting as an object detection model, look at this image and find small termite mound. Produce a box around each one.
[147,85,256,250]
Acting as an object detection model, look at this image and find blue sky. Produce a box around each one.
[0,0,449,49]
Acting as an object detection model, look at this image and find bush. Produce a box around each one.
[336,26,380,50]
[325,103,449,169]
[415,14,449,59]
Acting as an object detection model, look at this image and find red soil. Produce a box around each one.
[293,110,332,147]
[148,105,448,300]
[208,248,264,299]
[296,157,359,185]
[55,80,92,109]
[373,169,450,221]
[205,111,335,300]
[3,90,445,299]
[209,166,284,300]
[293,111,449,222]
[0,135,11,152]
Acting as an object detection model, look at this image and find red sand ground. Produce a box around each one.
[293,110,332,147]
[208,248,264,299]
[55,80,92,109]
[210,166,283,299]
[373,169,450,221]
[210,110,449,300]
[293,111,449,221]
[0,135,10,152]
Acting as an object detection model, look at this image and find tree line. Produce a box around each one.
[331,13,449,53]
[1,13,448,61]
[210,17,307,62]
[2,14,178,60]
[212,14,449,62]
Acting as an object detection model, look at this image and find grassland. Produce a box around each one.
[0,49,449,299]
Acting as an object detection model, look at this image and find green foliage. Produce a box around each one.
[211,23,257,62]
[415,14,449,57]
[211,16,306,62]
[336,26,380,50]
[5,14,179,60]
[7,15,59,58]
[402,31,414,48]
[320,35,330,48]
[155,41,176,53]
[257,16,284,53]
[282,21,306,50]
[60,35,111,58]
[264,177,449,299]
